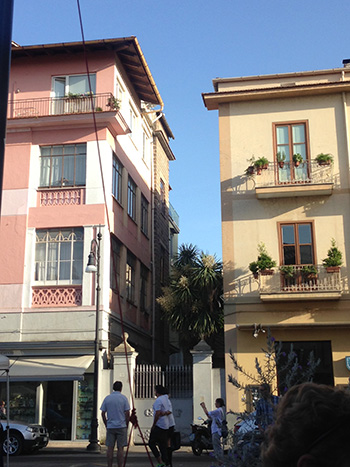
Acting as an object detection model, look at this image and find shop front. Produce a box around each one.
[0,355,94,440]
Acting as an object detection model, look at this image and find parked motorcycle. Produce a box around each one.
[189,417,212,456]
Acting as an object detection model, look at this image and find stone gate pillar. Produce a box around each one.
[191,339,214,422]
[111,333,139,408]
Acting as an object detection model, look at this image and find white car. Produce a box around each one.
[0,417,49,456]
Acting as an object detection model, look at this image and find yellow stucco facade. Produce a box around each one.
[203,66,350,413]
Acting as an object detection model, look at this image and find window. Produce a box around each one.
[53,74,96,97]
[140,265,148,312]
[35,228,84,284]
[274,122,309,183]
[110,236,121,291]
[280,222,314,265]
[127,177,136,220]
[39,144,86,188]
[160,179,165,213]
[126,252,136,302]
[141,195,149,236]
[116,79,124,103]
[129,106,136,134]
[112,154,123,203]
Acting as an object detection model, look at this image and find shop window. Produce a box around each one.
[0,381,38,424]
[39,144,86,188]
[35,228,84,285]
[76,375,93,440]
[277,341,334,387]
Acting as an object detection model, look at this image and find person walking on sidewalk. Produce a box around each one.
[149,385,169,467]
[100,381,130,467]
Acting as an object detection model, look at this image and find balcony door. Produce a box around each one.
[275,122,309,184]
[280,222,315,287]
[51,74,96,115]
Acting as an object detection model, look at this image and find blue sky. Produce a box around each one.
[11,0,350,259]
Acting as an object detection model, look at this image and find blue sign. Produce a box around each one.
[346,357,350,371]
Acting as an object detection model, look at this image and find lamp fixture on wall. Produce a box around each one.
[253,323,266,338]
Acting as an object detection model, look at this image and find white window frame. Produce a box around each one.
[34,228,84,285]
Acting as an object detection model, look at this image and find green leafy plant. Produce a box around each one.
[279,265,295,278]
[315,153,333,166]
[254,157,269,169]
[106,95,121,110]
[249,243,276,275]
[293,153,303,165]
[276,151,286,163]
[322,239,343,268]
[95,106,103,112]
[301,265,318,278]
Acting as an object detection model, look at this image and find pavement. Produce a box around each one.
[4,441,216,467]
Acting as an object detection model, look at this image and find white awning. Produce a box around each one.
[0,355,94,382]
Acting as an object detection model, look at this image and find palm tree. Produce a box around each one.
[157,244,223,342]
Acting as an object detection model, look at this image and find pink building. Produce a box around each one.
[0,38,178,441]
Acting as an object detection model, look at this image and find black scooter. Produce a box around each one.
[189,417,212,456]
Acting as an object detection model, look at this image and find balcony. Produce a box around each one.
[7,93,117,119]
[255,161,334,198]
[259,265,342,301]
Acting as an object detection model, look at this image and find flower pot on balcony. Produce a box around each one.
[325,266,340,273]
[293,153,303,167]
[260,269,274,276]
[315,153,333,166]
[278,161,285,169]
[256,167,263,175]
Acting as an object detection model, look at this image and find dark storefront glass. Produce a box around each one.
[76,375,93,440]
[43,381,73,440]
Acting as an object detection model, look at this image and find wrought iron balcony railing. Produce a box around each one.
[7,93,117,119]
[259,264,342,299]
[255,160,333,187]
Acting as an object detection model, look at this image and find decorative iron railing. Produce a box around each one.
[134,364,192,398]
[259,265,341,294]
[7,93,116,119]
[255,160,333,187]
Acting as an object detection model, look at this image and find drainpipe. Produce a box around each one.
[0,0,14,216]
[151,132,156,363]
[341,70,350,187]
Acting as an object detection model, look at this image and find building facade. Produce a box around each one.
[0,38,178,440]
[203,64,350,412]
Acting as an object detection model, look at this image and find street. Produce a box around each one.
[4,444,215,467]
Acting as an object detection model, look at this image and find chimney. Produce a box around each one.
[342,59,350,68]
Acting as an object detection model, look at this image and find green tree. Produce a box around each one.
[157,244,224,344]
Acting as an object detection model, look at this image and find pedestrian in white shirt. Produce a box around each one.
[200,398,225,466]
[100,381,130,467]
[149,385,169,467]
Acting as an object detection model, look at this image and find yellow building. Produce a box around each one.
[203,63,350,412]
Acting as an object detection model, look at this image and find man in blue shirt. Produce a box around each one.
[256,383,279,432]
[100,381,130,467]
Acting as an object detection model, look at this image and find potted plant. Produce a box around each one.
[249,243,276,276]
[280,265,295,279]
[106,95,121,110]
[315,153,333,166]
[301,265,318,281]
[249,261,259,279]
[254,157,269,175]
[245,165,255,176]
[293,153,303,167]
[276,151,286,169]
[322,239,343,272]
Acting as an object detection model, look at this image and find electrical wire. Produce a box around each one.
[76,2,155,465]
